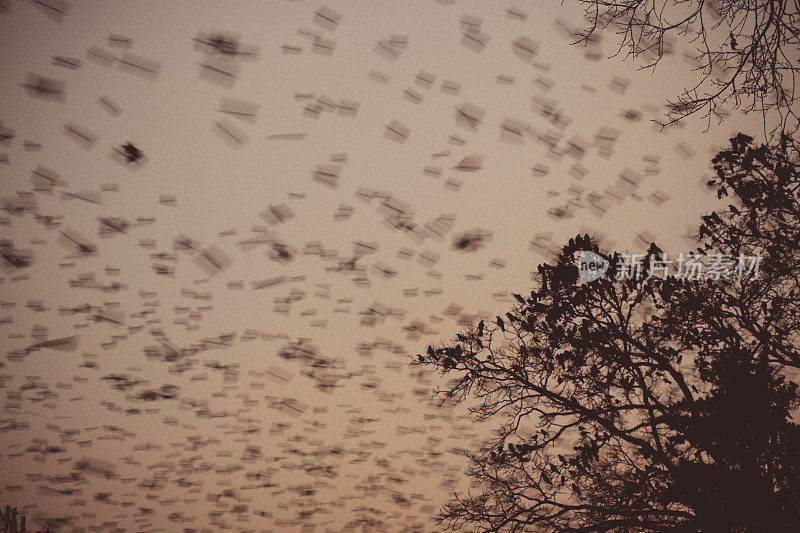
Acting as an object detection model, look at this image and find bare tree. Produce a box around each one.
[572,0,800,133]
[417,134,800,531]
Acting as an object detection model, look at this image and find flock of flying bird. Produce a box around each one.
[0,0,736,531]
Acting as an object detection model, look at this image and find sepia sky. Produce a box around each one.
[0,1,770,531]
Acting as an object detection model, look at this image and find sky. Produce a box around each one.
[0,0,770,531]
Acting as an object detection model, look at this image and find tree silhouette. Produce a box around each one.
[417,134,800,532]
[570,0,800,132]
[1,506,54,533]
